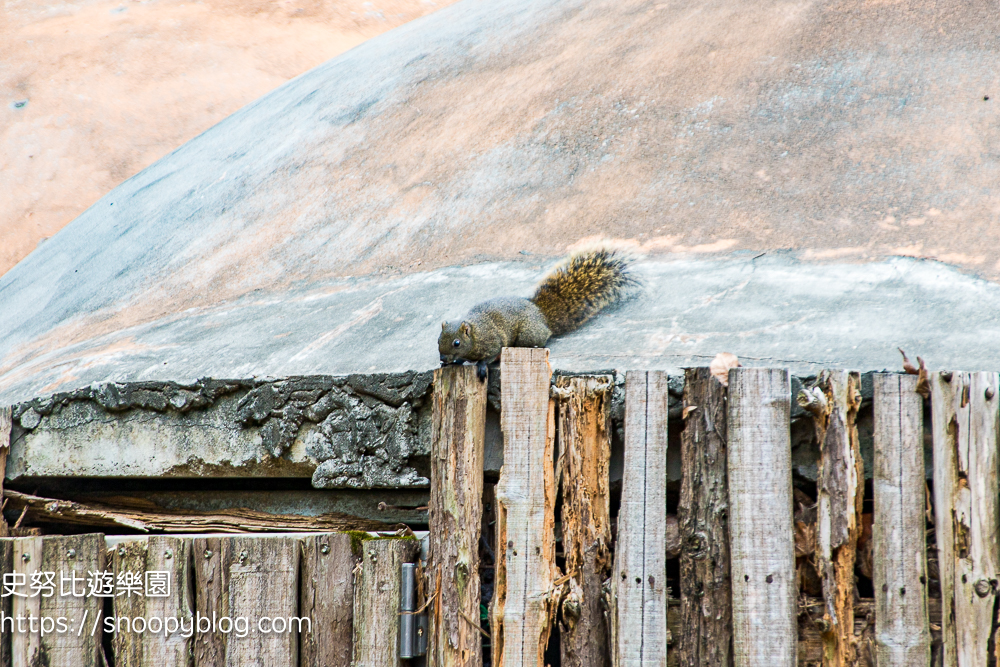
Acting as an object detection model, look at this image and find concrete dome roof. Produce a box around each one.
[2,0,1000,404]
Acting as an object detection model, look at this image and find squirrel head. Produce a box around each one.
[438,320,474,364]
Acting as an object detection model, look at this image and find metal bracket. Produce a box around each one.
[400,563,427,658]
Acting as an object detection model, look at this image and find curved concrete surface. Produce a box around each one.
[2,0,999,404]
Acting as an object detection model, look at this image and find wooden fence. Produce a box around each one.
[2,352,999,667]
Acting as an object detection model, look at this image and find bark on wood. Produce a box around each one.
[2,489,389,533]
[353,538,419,667]
[428,364,487,667]
[300,533,356,667]
[677,367,731,667]
[39,534,106,667]
[0,406,10,538]
[10,537,43,667]
[872,373,930,666]
[727,368,796,667]
[554,374,613,667]
[930,371,1000,667]
[611,370,669,667]
[810,371,863,667]
[0,539,12,667]
[225,536,299,667]
[493,347,558,667]
[192,537,231,667]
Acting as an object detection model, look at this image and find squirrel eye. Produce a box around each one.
[453,339,461,348]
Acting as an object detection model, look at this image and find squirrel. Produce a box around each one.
[438,247,637,380]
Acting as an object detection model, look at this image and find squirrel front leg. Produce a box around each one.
[476,359,488,382]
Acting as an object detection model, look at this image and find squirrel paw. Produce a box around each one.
[476,359,488,382]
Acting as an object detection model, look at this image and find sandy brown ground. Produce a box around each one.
[0,0,452,277]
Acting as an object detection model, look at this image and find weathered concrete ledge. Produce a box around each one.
[5,369,913,493]
[8,372,433,489]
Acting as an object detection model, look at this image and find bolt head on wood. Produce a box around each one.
[986,387,995,400]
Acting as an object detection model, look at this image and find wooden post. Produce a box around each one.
[0,537,12,666]
[493,347,557,667]
[300,533,356,667]
[353,538,420,667]
[112,539,148,667]
[39,534,106,667]
[428,364,487,667]
[727,368,795,667]
[930,371,1000,666]
[677,367,732,667]
[810,371,864,667]
[111,536,194,667]
[193,536,231,667]
[611,371,669,667]
[553,374,613,667]
[872,373,930,666]
[10,537,43,666]
[225,536,300,667]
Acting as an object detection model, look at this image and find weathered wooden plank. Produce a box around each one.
[224,536,299,667]
[931,371,1000,667]
[353,537,420,667]
[112,538,149,667]
[677,367,731,667]
[299,533,356,667]
[554,374,613,667]
[428,364,487,667]
[10,537,43,667]
[146,536,194,666]
[111,537,194,667]
[727,368,795,667]
[0,538,12,667]
[2,489,390,533]
[192,537,231,667]
[493,347,557,667]
[872,373,930,666]
[810,371,863,667]
[39,534,106,667]
[611,370,669,667]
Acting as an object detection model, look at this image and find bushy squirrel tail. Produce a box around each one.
[531,248,638,337]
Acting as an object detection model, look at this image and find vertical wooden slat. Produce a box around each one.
[300,533,356,667]
[611,370,669,667]
[39,534,106,667]
[428,364,487,667]
[873,373,930,666]
[112,539,148,667]
[10,537,43,667]
[931,371,1000,666]
[677,367,731,667]
[493,347,557,667]
[225,536,299,667]
[353,538,420,667]
[727,368,795,667]
[145,536,194,666]
[812,371,863,667]
[0,538,13,667]
[554,374,613,667]
[192,537,230,667]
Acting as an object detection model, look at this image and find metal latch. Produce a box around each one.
[400,563,427,658]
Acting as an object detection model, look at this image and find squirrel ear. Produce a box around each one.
[441,321,447,331]
[460,321,472,336]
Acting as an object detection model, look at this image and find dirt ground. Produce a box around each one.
[0,0,452,277]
